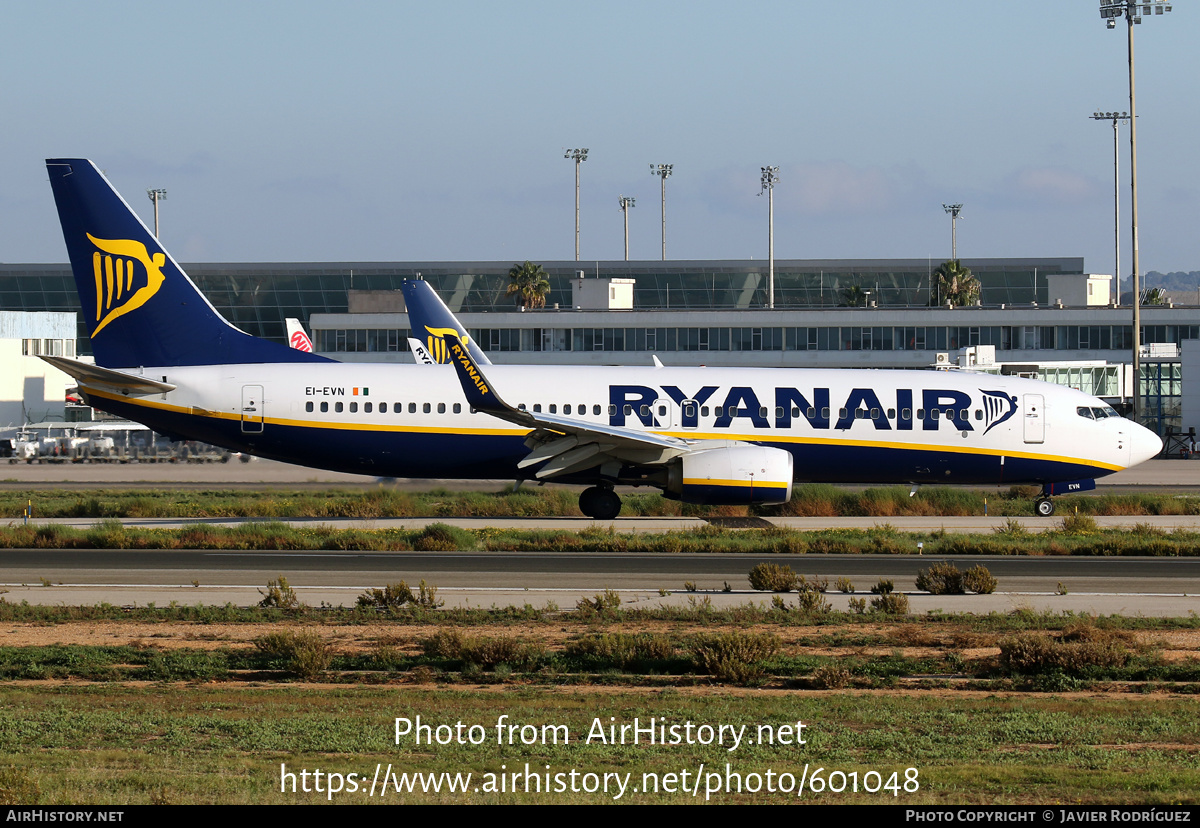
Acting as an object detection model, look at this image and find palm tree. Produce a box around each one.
[839,285,868,307]
[930,260,980,308]
[506,261,551,309]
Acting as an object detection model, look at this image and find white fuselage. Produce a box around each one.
[83,362,1160,485]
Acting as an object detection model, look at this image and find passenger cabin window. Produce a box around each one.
[593,405,601,415]
[438,403,446,414]
[335,402,343,413]
[408,403,416,414]
[423,403,431,413]
[305,402,313,413]
[454,403,461,414]
[349,402,358,413]
[380,402,387,413]
[364,402,373,413]
[320,402,328,413]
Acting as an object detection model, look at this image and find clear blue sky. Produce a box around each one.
[2,1,1195,273]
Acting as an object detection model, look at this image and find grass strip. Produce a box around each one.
[5,520,1200,555]
[6,483,1200,520]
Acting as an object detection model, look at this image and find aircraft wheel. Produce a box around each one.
[1035,498,1055,517]
[580,486,621,520]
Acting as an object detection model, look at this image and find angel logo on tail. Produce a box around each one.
[87,234,166,336]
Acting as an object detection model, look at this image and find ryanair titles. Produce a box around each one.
[609,384,1019,434]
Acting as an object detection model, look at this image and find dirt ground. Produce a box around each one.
[4,620,1198,661]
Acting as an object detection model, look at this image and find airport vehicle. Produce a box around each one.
[41,158,1161,518]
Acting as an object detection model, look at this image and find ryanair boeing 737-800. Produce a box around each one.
[41,159,1161,519]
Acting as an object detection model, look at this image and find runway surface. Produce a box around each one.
[2,547,1197,617]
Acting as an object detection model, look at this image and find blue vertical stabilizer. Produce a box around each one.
[46,158,331,368]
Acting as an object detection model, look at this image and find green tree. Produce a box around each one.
[506,261,551,309]
[839,285,868,307]
[930,260,980,308]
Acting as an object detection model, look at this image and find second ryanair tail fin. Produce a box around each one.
[46,159,330,369]
[401,279,491,366]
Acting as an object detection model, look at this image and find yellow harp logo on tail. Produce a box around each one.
[86,234,167,336]
[424,325,470,364]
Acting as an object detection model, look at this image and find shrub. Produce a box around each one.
[847,597,867,614]
[994,518,1027,537]
[258,576,302,609]
[254,630,331,679]
[576,589,622,617]
[690,632,780,684]
[795,589,832,615]
[870,579,894,595]
[357,580,443,609]
[422,629,544,669]
[870,592,909,615]
[748,563,798,592]
[1059,513,1099,536]
[565,633,674,666]
[835,576,855,594]
[915,562,965,595]
[809,664,852,689]
[797,574,829,593]
[963,565,998,594]
[998,629,1132,675]
[413,523,476,551]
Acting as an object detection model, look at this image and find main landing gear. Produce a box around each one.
[579,485,622,520]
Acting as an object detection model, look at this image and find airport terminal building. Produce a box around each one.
[0,256,1195,437]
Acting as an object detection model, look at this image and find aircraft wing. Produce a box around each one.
[443,339,690,479]
[40,356,177,397]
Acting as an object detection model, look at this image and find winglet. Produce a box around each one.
[447,340,515,416]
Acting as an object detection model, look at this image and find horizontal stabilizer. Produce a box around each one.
[40,356,176,397]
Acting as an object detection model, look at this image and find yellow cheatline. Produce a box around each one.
[682,478,790,489]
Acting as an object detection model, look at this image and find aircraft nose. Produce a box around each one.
[1129,422,1163,467]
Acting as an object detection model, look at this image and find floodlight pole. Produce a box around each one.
[618,196,636,261]
[943,203,963,261]
[1091,111,1129,298]
[650,164,673,260]
[565,149,588,261]
[760,166,779,308]
[146,188,167,238]
[1099,0,1171,425]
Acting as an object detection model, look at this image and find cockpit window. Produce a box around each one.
[1091,407,1108,419]
[1077,407,1095,420]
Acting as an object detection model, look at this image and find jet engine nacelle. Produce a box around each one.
[666,443,794,505]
